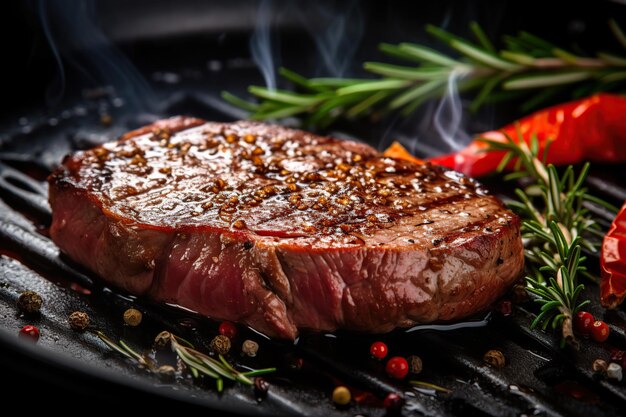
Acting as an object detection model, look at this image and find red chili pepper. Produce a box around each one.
[601,200,626,309]
[429,94,626,177]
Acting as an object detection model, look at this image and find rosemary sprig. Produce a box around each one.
[480,131,614,347]
[96,331,152,368]
[224,20,626,128]
[96,331,276,392]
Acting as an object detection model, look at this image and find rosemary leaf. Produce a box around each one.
[410,380,452,394]
[119,340,145,363]
[601,70,626,83]
[346,90,390,118]
[250,105,310,120]
[469,73,506,112]
[598,52,626,66]
[221,91,260,112]
[470,21,496,52]
[396,43,461,66]
[500,50,536,65]
[610,18,626,49]
[241,368,278,377]
[503,71,592,89]
[389,79,444,109]
[248,86,324,106]
[278,67,323,92]
[307,77,367,89]
[96,331,135,361]
[426,25,520,71]
[363,62,450,80]
[336,79,410,95]
[517,31,557,54]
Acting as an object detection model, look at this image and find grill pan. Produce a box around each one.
[3,1,626,415]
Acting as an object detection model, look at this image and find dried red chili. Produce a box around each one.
[429,94,626,177]
[601,200,626,309]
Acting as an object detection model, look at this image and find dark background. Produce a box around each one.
[2,0,624,130]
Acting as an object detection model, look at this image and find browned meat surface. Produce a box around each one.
[48,117,524,339]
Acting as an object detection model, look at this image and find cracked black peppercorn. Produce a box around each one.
[210,334,231,355]
[17,291,42,314]
[154,331,172,348]
[483,349,505,368]
[123,308,142,326]
[592,359,608,375]
[408,355,423,374]
[68,311,90,331]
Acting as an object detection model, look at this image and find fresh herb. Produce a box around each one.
[97,331,152,367]
[96,331,276,392]
[481,130,617,348]
[409,380,452,395]
[224,20,626,128]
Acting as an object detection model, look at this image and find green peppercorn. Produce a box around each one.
[332,386,351,406]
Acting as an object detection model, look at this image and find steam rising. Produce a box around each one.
[39,0,156,112]
[297,0,363,77]
[39,1,66,106]
[250,0,278,91]
[39,0,474,156]
[432,69,471,152]
[249,0,364,90]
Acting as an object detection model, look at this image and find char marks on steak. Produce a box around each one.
[48,117,524,339]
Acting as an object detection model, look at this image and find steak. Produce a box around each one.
[48,117,524,339]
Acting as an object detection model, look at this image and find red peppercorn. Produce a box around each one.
[385,357,409,380]
[219,321,237,339]
[591,320,610,342]
[370,341,388,360]
[574,311,595,335]
[19,325,40,342]
[383,392,404,411]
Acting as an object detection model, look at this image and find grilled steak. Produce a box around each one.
[48,117,524,339]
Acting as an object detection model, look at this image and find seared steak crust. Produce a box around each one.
[48,117,523,339]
